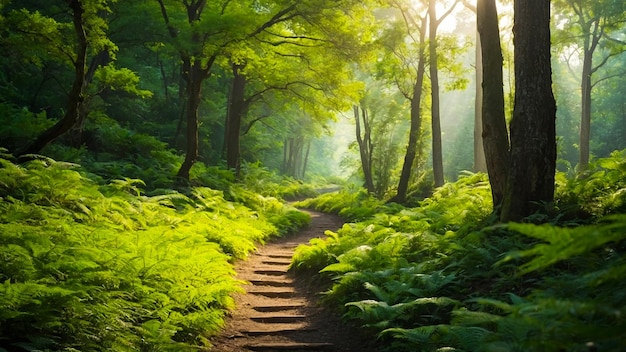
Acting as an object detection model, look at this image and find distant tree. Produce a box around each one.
[500,0,557,222]
[222,0,371,176]
[379,1,429,204]
[462,1,490,174]
[354,104,376,193]
[553,0,626,170]
[428,0,460,187]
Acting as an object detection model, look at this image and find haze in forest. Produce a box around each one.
[1,0,624,194]
[1,1,626,351]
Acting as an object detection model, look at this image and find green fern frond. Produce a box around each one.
[500,216,626,274]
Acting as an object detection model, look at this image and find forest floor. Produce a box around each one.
[210,210,381,352]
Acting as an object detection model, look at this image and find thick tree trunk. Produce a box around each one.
[478,0,509,209]
[474,32,487,173]
[429,0,445,188]
[226,64,247,175]
[394,16,427,204]
[500,1,557,222]
[19,0,87,156]
[355,105,375,193]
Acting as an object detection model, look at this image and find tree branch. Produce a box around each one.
[248,4,299,38]
[591,70,626,88]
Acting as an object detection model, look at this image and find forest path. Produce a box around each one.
[210,210,378,352]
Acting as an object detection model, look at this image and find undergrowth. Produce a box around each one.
[0,151,309,351]
[293,153,626,351]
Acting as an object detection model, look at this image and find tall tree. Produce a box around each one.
[553,0,626,170]
[156,0,302,180]
[225,63,247,174]
[379,1,429,204]
[460,0,488,173]
[474,33,488,173]
[500,0,557,222]
[354,105,376,193]
[396,13,427,203]
[477,0,509,208]
[428,0,460,187]
[15,0,114,156]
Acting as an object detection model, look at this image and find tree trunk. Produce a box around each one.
[500,0,557,222]
[355,105,375,193]
[226,63,247,175]
[282,140,288,174]
[159,0,213,181]
[69,49,112,147]
[301,140,311,180]
[579,46,593,170]
[19,0,87,156]
[395,15,427,204]
[474,32,487,173]
[429,0,445,188]
[478,0,509,209]
[176,60,210,180]
[283,137,304,178]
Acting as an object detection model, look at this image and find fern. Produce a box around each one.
[500,215,626,274]
[294,167,626,351]
[0,154,301,350]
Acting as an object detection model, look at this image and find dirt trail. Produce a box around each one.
[210,210,379,352]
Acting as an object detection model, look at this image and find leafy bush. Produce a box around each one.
[0,154,299,351]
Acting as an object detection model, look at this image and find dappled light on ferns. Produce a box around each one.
[293,154,626,351]
[0,153,310,351]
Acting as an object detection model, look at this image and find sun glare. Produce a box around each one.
[405,0,465,34]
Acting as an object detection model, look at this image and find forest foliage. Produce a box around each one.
[293,150,626,351]
[0,150,310,351]
[0,0,625,351]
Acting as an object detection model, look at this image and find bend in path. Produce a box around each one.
[210,210,380,352]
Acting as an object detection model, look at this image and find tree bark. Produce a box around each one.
[19,0,87,156]
[395,15,427,204]
[578,23,598,171]
[158,0,214,181]
[176,59,210,180]
[500,0,557,222]
[429,0,445,188]
[225,63,247,175]
[474,32,487,173]
[477,0,509,209]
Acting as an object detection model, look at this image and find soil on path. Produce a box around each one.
[210,210,380,352]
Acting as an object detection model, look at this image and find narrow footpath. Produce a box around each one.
[210,210,379,352]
